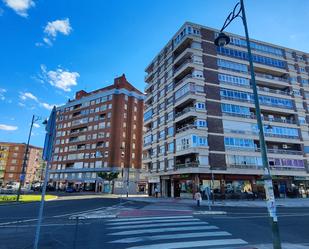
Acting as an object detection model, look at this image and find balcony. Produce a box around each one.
[174,162,199,170]
[255,72,289,83]
[224,129,299,140]
[175,107,196,118]
[258,148,303,155]
[176,124,197,134]
[225,145,302,155]
[257,86,290,96]
[144,71,155,83]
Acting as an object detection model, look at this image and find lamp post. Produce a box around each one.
[214,1,282,248]
[16,115,42,202]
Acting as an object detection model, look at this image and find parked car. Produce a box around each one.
[65,187,76,193]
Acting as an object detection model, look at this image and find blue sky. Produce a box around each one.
[0,0,308,147]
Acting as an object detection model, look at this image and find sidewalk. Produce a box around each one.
[124,196,309,208]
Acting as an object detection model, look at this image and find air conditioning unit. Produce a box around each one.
[282,144,288,149]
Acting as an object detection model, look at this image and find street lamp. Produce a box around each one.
[16,115,42,202]
[214,1,282,249]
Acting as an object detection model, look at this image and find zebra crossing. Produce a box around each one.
[105,215,248,249]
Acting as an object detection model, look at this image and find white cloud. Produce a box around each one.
[40,102,53,110]
[0,124,18,131]
[38,18,72,46]
[41,64,79,92]
[0,88,7,100]
[19,91,58,110]
[44,18,72,37]
[3,0,35,17]
[19,91,38,101]
[33,123,40,128]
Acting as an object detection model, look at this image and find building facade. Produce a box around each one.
[0,142,43,186]
[49,74,145,193]
[143,22,309,198]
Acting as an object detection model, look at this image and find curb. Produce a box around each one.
[193,211,227,215]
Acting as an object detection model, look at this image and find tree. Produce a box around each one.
[98,172,119,193]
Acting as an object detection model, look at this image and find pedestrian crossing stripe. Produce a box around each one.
[108,225,219,236]
[107,218,200,226]
[125,239,248,249]
[107,215,193,222]
[109,231,232,243]
[108,221,208,230]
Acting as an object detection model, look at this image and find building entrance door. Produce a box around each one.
[174,180,180,197]
[166,179,171,197]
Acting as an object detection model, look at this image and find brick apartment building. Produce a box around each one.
[143,22,309,198]
[0,142,43,186]
[49,74,145,193]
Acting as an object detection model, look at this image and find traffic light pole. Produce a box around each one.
[16,115,35,202]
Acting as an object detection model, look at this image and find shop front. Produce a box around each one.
[172,174,199,198]
[147,176,160,197]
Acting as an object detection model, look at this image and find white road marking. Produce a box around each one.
[213,213,309,219]
[109,231,231,243]
[125,238,247,249]
[107,218,200,225]
[108,225,218,236]
[108,215,193,222]
[0,223,91,228]
[108,221,208,230]
[0,218,38,226]
[54,201,130,218]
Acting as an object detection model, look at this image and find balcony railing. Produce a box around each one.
[229,164,305,171]
[176,124,197,134]
[255,72,289,83]
[222,112,296,124]
[257,86,290,96]
[174,59,194,74]
[175,107,196,118]
[256,148,303,155]
[175,162,199,170]
[174,74,192,87]
[224,128,299,139]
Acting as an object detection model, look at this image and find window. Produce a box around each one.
[195,102,206,110]
[195,119,207,127]
[167,126,174,136]
[220,89,293,108]
[224,137,255,149]
[159,130,165,140]
[168,142,174,152]
[132,153,135,159]
[227,35,283,56]
[167,112,174,121]
[217,59,248,73]
[217,47,286,68]
[144,109,153,121]
[221,103,250,116]
[159,145,165,155]
[176,135,208,151]
[218,73,250,86]
[175,83,195,100]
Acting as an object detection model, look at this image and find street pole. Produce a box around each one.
[240,1,281,248]
[33,107,56,249]
[16,115,35,202]
[33,161,50,249]
[126,166,129,197]
[211,170,214,205]
[214,1,282,248]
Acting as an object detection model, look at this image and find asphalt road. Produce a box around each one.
[0,198,308,249]
[0,196,131,223]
